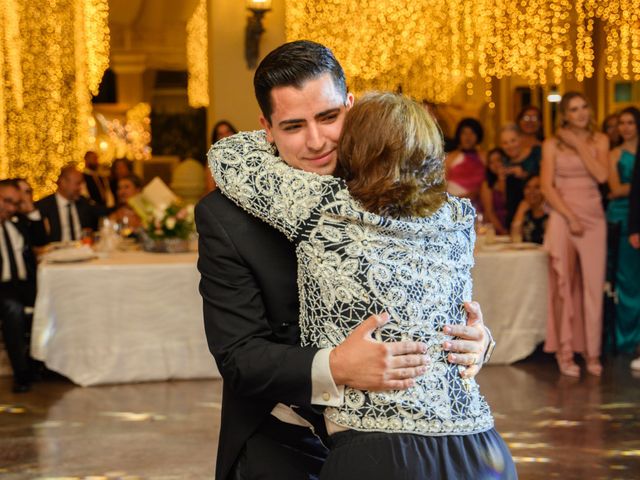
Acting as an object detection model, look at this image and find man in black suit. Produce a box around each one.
[0,180,39,393]
[82,151,113,208]
[36,165,107,243]
[196,41,493,479]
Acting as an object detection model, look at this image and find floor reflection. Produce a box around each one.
[0,355,639,479]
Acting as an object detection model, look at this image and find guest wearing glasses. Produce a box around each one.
[516,105,544,150]
[36,165,107,243]
[0,180,38,393]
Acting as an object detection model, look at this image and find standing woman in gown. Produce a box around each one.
[541,92,609,377]
[606,107,640,354]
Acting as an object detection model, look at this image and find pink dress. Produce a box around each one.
[543,144,606,358]
[447,150,485,211]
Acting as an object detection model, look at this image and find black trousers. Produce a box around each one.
[0,297,32,384]
[230,415,328,480]
[320,428,518,480]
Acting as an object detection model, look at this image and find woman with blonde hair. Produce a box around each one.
[210,92,515,479]
[541,91,608,377]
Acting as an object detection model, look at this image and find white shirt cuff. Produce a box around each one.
[311,348,344,407]
[27,209,42,221]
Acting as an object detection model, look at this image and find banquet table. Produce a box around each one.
[472,244,549,364]
[31,242,548,387]
[31,250,219,386]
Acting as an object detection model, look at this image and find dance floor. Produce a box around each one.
[1,354,639,480]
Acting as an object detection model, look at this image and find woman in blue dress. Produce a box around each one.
[606,106,640,353]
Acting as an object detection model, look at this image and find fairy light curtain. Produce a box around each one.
[285,0,640,103]
[0,0,109,198]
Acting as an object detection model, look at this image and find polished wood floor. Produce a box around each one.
[1,354,639,479]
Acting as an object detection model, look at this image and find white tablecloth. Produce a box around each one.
[31,251,219,386]
[473,246,549,364]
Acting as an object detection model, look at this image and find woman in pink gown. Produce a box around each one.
[541,92,609,377]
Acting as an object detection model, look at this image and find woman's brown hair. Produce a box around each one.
[337,92,446,218]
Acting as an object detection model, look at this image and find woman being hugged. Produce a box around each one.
[541,92,608,377]
[210,92,515,479]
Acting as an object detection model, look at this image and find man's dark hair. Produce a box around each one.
[0,178,19,189]
[254,40,347,123]
[454,117,484,147]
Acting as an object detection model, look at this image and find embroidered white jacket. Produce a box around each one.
[209,131,493,436]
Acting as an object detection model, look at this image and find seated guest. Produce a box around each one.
[0,180,38,393]
[511,176,548,244]
[445,117,486,211]
[12,178,47,247]
[109,174,143,231]
[480,148,508,234]
[109,158,134,200]
[35,165,107,243]
[500,123,542,227]
[82,151,113,208]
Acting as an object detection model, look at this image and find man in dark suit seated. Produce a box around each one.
[82,151,113,208]
[0,180,39,393]
[629,150,640,371]
[36,165,108,243]
[196,40,494,479]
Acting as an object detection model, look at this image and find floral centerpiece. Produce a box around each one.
[140,203,195,253]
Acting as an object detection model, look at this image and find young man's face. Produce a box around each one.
[260,73,354,176]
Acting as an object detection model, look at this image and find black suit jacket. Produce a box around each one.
[83,172,109,206]
[629,153,640,235]
[0,217,38,306]
[35,194,107,243]
[196,190,321,480]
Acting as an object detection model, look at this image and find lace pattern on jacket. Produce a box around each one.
[208,131,494,436]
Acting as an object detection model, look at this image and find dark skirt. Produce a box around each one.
[320,428,517,480]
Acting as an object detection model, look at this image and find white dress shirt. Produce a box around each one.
[0,220,27,282]
[55,193,82,242]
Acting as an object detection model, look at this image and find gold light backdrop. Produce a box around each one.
[187,0,209,108]
[0,0,109,198]
[285,0,639,103]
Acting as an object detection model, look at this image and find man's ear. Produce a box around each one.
[259,116,274,143]
[345,92,355,110]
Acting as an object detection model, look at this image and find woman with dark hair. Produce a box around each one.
[109,157,134,199]
[445,117,486,211]
[541,91,608,377]
[602,112,622,150]
[510,176,548,244]
[210,93,515,479]
[479,148,508,234]
[211,120,238,145]
[516,105,544,150]
[606,106,640,354]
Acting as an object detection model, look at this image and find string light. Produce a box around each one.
[285,1,636,102]
[0,0,109,198]
[186,0,209,108]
